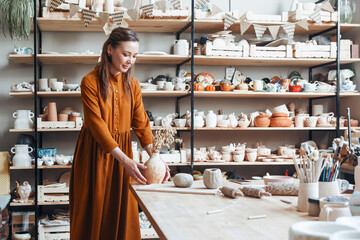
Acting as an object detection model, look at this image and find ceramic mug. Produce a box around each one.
[39,78,49,91]
[156,80,166,90]
[58,114,68,122]
[48,78,58,90]
[164,82,174,91]
[319,204,352,221]
[318,115,332,126]
[250,80,266,91]
[281,79,291,91]
[297,182,319,212]
[175,82,190,91]
[154,117,163,126]
[161,117,173,127]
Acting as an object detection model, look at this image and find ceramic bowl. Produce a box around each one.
[319,196,349,210]
[317,84,332,93]
[51,82,64,91]
[174,119,186,128]
[233,154,245,162]
[37,148,57,158]
[330,230,360,240]
[263,176,294,185]
[246,151,257,162]
[140,83,158,91]
[64,83,79,90]
[289,221,357,240]
[289,85,302,92]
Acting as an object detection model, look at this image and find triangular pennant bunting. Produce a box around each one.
[127,8,139,21]
[50,0,64,11]
[120,19,129,28]
[170,0,182,10]
[69,3,80,18]
[195,0,209,9]
[82,9,97,27]
[296,18,309,30]
[268,25,280,39]
[155,0,166,12]
[282,23,296,39]
[310,10,322,24]
[99,12,110,25]
[240,20,252,35]
[210,4,222,17]
[321,0,334,13]
[140,4,154,18]
[103,22,115,35]
[111,11,124,26]
[224,13,238,30]
[253,24,267,39]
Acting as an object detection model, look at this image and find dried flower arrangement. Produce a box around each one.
[152,114,183,153]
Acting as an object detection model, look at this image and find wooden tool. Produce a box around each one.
[220,186,244,198]
[241,186,272,198]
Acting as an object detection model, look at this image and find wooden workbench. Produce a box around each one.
[130,180,314,240]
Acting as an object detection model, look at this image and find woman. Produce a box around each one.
[70,27,170,240]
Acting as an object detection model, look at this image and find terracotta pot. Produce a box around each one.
[289,85,302,92]
[220,83,231,91]
[143,153,166,184]
[254,114,270,127]
[270,113,292,127]
[345,119,359,127]
[203,168,222,189]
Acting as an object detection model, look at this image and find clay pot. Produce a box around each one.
[203,168,222,189]
[254,114,270,127]
[220,83,231,91]
[143,153,166,184]
[345,119,359,127]
[270,113,292,127]
[173,173,193,188]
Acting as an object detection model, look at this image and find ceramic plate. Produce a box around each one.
[195,72,215,87]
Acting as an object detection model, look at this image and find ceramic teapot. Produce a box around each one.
[16,181,31,202]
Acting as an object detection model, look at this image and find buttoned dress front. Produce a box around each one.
[70,69,153,240]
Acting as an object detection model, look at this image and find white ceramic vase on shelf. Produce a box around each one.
[143,152,166,184]
[13,110,34,129]
[11,144,33,167]
[206,110,217,128]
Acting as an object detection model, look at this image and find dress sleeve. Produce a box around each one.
[131,79,153,148]
[81,77,118,153]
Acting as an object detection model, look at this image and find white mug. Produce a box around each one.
[174,39,189,56]
[154,117,163,126]
[156,81,166,90]
[250,80,265,91]
[164,82,174,91]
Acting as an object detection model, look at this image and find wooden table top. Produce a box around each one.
[130,180,314,240]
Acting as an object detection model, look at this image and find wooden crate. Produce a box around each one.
[39,224,70,240]
[293,42,336,58]
[37,117,83,129]
[240,10,288,22]
[250,45,292,58]
[141,10,189,19]
[204,42,249,57]
[288,10,337,22]
[12,212,35,237]
[38,184,69,203]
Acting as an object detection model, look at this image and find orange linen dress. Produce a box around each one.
[70,69,153,240]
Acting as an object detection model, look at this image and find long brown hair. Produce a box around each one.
[96,27,139,101]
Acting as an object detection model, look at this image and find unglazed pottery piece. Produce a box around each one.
[143,153,166,184]
[173,173,193,188]
[16,181,31,203]
[203,168,222,189]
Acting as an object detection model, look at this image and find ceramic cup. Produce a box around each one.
[312,104,324,116]
[156,81,166,90]
[245,148,258,162]
[233,151,245,162]
[154,117,163,126]
[39,78,48,91]
[297,182,319,212]
[319,182,343,198]
[251,80,266,91]
[174,119,186,128]
[305,116,318,128]
[304,83,317,92]
[57,114,68,122]
[319,204,352,222]
[51,82,64,91]
[295,114,309,128]
[164,82,175,91]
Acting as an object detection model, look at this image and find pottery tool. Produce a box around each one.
[248,215,267,220]
[266,182,298,196]
[241,186,272,198]
[207,209,223,215]
[220,186,244,198]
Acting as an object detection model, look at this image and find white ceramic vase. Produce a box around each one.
[203,168,222,189]
[206,110,217,128]
[143,153,166,184]
[13,110,34,129]
[297,182,319,212]
[11,144,33,167]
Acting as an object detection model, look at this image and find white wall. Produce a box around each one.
[1,0,359,186]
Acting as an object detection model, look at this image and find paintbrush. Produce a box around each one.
[292,153,303,183]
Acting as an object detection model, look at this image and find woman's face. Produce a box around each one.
[108,41,139,73]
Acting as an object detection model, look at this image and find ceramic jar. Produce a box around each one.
[222,151,232,162]
[203,168,222,189]
[305,116,318,128]
[297,182,319,212]
[245,148,258,162]
[206,110,217,128]
[13,110,34,129]
[45,102,58,121]
[220,80,231,91]
[11,144,33,167]
[233,150,245,162]
[173,39,189,56]
[254,114,270,127]
[143,153,166,184]
[270,113,292,127]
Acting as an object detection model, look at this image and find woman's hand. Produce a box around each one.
[122,157,148,185]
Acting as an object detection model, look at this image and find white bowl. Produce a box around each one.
[64,83,79,90]
[289,221,357,240]
[336,216,360,229]
[330,230,360,240]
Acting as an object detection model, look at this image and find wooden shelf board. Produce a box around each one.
[9,54,190,65]
[168,161,294,166]
[9,128,81,132]
[10,91,360,98]
[37,18,191,32]
[192,56,360,67]
[38,201,69,206]
[36,18,360,35]
[10,202,35,207]
[10,165,72,170]
[194,21,360,35]
[194,91,360,98]
[9,129,34,133]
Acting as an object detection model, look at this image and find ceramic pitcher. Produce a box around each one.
[174,39,189,56]
[11,144,33,167]
[13,110,34,129]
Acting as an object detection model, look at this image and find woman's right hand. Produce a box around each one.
[122,157,148,185]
